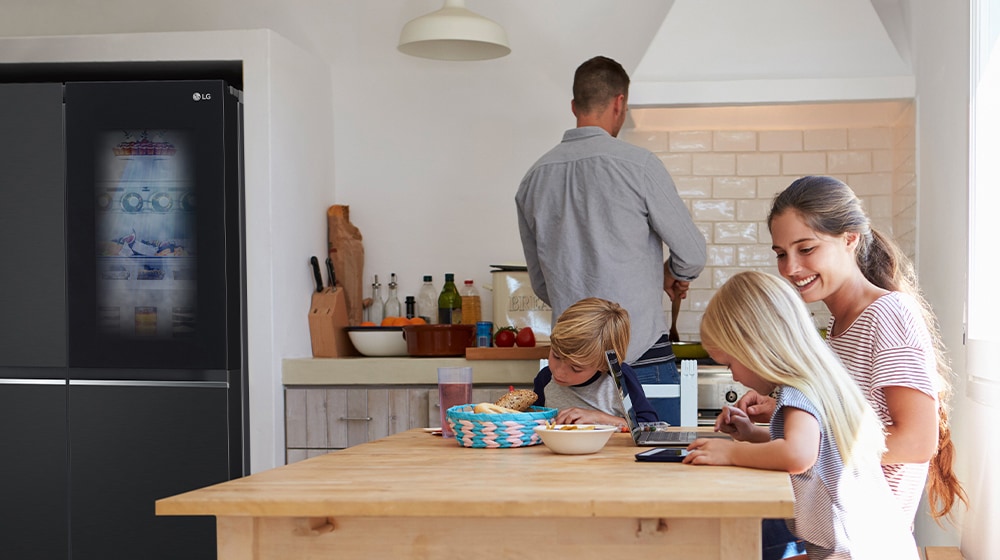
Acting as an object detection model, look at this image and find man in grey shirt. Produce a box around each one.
[515,55,706,425]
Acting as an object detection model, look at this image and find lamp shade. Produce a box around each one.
[398,0,510,61]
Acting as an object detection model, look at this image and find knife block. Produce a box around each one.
[308,286,358,357]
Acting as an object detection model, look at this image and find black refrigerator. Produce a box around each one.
[0,79,248,560]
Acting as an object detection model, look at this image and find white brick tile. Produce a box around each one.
[621,130,669,152]
[692,199,736,220]
[687,290,713,312]
[670,130,713,152]
[708,245,735,266]
[758,221,774,244]
[714,222,758,244]
[828,151,873,174]
[714,130,757,152]
[782,152,827,175]
[692,153,736,175]
[737,153,781,176]
[757,176,793,199]
[659,153,692,175]
[713,176,757,198]
[846,173,892,195]
[690,273,714,290]
[804,129,847,151]
[737,199,771,221]
[739,245,777,267]
[848,127,893,149]
[695,222,713,243]
[713,268,745,288]
[871,150,893,172]
[759,131,803,152]
[675,175,713,198]
[865,195,892,219]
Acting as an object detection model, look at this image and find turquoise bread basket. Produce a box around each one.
[446,405,558,448]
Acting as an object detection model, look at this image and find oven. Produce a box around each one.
[696,365,748,426]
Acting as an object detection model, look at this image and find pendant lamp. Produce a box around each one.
[398,0,511,61]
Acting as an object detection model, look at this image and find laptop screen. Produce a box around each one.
[605,350,642,442]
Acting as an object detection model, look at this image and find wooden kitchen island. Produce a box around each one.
[157,429,794,559]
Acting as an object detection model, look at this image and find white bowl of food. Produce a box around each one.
[346,326,408,357]
[532,424,617,455]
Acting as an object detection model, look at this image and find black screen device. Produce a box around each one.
[635,447,690,462]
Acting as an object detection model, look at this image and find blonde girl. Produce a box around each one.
[686,271,917,559]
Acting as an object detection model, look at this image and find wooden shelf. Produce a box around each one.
[465,345,549,360]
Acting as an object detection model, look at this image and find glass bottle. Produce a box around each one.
[369,274,384,324]
[438,273,462,325]
[384,273,402,318]
[416,275,438,324]
[459,279,482,325]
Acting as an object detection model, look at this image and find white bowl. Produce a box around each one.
[532,424,617,455]
[346,326,408,357]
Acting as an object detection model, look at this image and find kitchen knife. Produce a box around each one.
[326,257,336,287]
[310,256,324,292]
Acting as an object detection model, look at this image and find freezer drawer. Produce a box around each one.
[69,380,231,560]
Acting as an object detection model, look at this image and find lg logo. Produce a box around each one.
[192,92,213,102]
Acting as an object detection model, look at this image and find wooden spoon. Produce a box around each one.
[669,294,681,343]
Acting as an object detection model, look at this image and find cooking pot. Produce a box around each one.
[671,341,709,360]
[402,324,475,357]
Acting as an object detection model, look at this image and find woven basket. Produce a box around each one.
[446,405,558,448]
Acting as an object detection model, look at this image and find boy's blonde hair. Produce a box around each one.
[700,271,886,469]
[548,297,630,371]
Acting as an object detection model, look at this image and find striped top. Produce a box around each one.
[825,291,937,523]
[772,387,918,559]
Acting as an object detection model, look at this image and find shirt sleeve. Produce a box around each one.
[532,367,552,407]
[515,186,550,305]
[641,153,707,282]
[622,362,659,423]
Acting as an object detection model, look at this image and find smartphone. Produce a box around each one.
[635,447,689,463]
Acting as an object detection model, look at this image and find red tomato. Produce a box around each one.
[515,327,536,347]
[494,327,517,347]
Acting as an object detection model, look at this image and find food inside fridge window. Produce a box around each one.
[134,306,157,336]
[132,238,159,256]
[113,136,177,156]
[150,191,173,212]
[137,265,164,280]
[101,265,129,280]
[172,307,196,337]
[99,241,125,256]
[121,192,143,213]
[179,192,196,212]
[97,192,112,210]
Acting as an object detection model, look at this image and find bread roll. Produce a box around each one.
[473,402,521,414]
[494,389,538,412]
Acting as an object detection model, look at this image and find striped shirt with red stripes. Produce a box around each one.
[825,291,937,523]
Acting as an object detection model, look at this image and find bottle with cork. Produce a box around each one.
[459,279,481,325]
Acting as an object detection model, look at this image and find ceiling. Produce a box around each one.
[629,0,914,106]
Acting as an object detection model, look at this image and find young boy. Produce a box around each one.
[532,297,658,427]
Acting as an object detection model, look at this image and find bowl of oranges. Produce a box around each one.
[346,316,426,357]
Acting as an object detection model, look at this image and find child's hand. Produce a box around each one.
[555,407,623,428]
[714,406,757,441]
[682,438,737,465]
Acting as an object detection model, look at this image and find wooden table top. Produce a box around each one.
[157,429,794,520]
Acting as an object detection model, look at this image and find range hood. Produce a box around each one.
[630,0,914,106]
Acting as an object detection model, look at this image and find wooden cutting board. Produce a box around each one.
[465,345,550,360]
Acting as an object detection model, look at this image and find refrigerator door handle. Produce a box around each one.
[0,378,67,386]
[69,379,228,389]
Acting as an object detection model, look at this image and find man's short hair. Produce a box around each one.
[572,56,630,114]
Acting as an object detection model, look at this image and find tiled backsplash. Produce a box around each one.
[622,101,916,341]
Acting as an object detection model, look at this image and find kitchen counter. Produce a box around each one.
[282,356,542,386]
[157,428,793,559]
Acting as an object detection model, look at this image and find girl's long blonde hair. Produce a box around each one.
[701,271,886,469]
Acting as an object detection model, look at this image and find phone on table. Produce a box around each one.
[635,447,690,463]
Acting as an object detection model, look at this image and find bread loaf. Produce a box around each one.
[494,389,538,412]
[473,402,521,414]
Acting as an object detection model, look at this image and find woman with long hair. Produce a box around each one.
[738,175,967,526]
